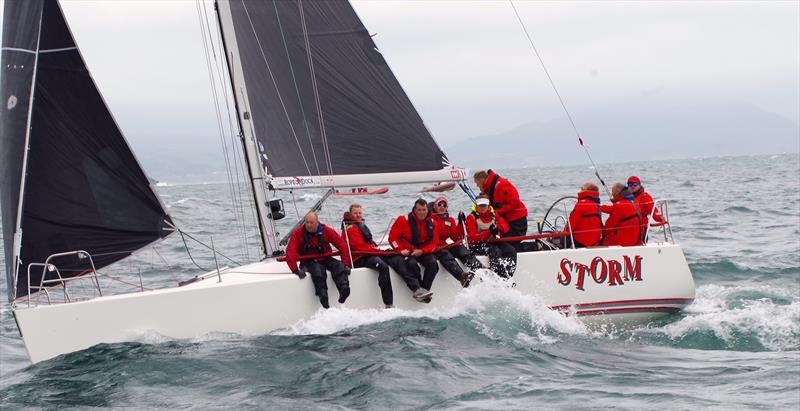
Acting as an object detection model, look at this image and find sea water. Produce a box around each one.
[1,154,798,409]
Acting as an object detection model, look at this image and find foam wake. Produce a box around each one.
[631,283,800,351]
[278,271,588,340]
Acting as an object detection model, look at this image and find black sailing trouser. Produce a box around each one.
[302,257,349,299]
[436,249,467,281]
[448,244,484,271]
[500,217,538,252]
[405,253,438,290]
[471,242,517,278]
[383,254,421,293]
[355,255,394,305]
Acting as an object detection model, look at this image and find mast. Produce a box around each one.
[214,0,277,258]
[7,3,44,301]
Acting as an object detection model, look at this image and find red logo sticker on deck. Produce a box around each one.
[557,255,643,290]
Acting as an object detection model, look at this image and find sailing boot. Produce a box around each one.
[459,271,475,288]
[319,290,330,309]
[338,286,350,304]
[412,288,433,302]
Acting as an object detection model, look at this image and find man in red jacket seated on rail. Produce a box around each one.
[473,169,529,251]
[431,196,483,287]
[627,176,665,243]
[285,211,352,309]
[600,183,643,247]
[567,182,603,248]
[342,204,429,307]
[388,199,440,302]
[465,194,517,278]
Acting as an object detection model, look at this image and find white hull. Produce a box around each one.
[13,243,694,363]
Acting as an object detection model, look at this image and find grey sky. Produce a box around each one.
[2,0,798,157]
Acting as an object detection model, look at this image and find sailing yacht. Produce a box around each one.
[1,0,695,364]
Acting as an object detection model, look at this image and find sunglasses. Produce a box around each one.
[628,182,640,187]
[436,202,448,207]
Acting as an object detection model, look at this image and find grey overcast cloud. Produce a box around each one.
[2,0,798,178]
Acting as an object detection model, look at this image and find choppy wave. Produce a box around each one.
[627,284,799,351]
[2,154,799,409]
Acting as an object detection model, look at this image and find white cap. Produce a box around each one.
[476,198,491,206]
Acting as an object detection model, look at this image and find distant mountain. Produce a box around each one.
[445,102,800,169]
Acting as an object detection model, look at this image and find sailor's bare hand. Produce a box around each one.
[411,249,423,257]
[400,249,411,256]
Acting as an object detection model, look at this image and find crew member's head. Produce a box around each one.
[581,182,599,193]
[412,198,429,221]
[473,170,488,190]
[433,196,448,216]
[475,194,491,214]
[611,182,626,198]
[348,204,363,222]
[627,176,642,193]
[304,211,319,232]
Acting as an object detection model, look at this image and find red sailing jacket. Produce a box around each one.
[285,224,351,272]
[481,170,528,223]
[601,193,643,247]
[568,190,603,247]
[389,213,440,254]
[432,214,463,246]
[465,209,509,243]
[341,214,381,262]
[632,188,665,224]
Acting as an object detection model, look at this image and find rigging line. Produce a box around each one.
[208,2,253,254]
[179,229,242,266]
[273,0,322,176]
[298,0,334,178]
[179,230,208,271]
[195,0,249,259]
[241,0,314,176]
[204,1,252,260]
[508,0,612,199]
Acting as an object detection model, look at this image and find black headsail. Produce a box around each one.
[1,0,174,301]
[216,0,459,188]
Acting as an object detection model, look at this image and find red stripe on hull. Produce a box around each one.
[549,297,694,311]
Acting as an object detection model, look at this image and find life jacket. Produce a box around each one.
[580,194,602,222]
[342,212,375,245]
[471,206,496,232]
[300,225,326,255]
[485,172,500,207]
[408,212,434,246]
[614,190,643,244]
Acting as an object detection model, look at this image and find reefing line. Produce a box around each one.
[508,0,612,199]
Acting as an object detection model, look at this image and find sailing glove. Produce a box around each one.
[293,268,307,279]
[489,224,499,236]
[457,211,467,224]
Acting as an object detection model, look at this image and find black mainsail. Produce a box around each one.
[216,0,457,187]
[1,0,174,301]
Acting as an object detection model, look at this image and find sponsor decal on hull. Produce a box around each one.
[557,255,643,290]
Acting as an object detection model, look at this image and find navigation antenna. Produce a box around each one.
[509,0,612,199]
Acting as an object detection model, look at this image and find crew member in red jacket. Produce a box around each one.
[600,183,643,247]
[388,199,440,301]
[342,204,426,307]
[627,176,665,243]
[567,182,603,248]
[465,194,517,278]
[474,170,529,251]
[285,212,352,309]
[431,196,483,287]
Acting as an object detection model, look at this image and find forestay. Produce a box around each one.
[217,0,461,189]
[0,0,174,301]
